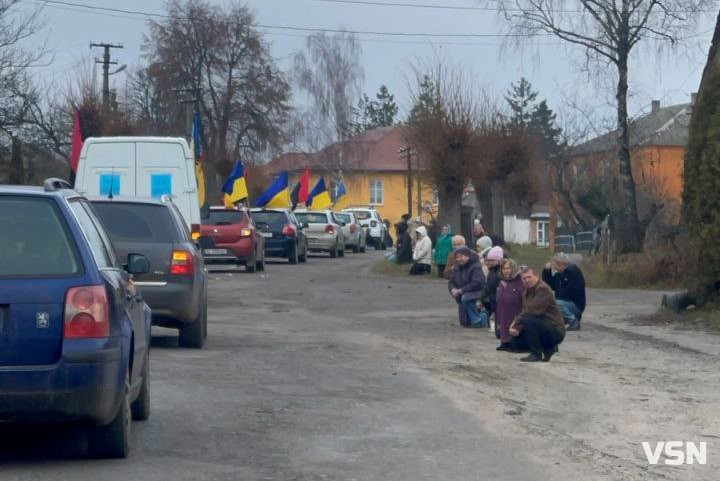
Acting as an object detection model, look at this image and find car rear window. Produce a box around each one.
[251,211,288,230]
[204,210,249,225]
[0,196,81,277]
[351,211,371,220]
[92,202,181,243]
[335,213,352,224]
[296,213,328,224]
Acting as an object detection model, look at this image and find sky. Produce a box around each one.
[16,0,719,137]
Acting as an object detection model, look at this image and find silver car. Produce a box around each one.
[294,210,346,258]
[334,211,366,253]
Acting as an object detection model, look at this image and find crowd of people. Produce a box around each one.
[393,215,587,363]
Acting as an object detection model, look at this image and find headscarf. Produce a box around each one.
[499,258,520,281]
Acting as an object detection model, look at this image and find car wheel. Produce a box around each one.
[299,244,308,263]
[246,249,257,273]
[89,369,131,459]
[178,305,205,348]
[329,244,338,258]
[288,243,299,264]
[256,253,265,271]
[352,244,360,254]
[131,352,150,421]
[338,244,345,257]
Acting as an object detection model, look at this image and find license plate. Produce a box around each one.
[261,232,273,238]
[203,248,228,255]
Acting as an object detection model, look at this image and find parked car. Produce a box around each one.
[334,211,366,253]
[250,208,308,264]
[294,210,346,258]
[74,136,202,240]
[200,207,265,273]
[0,179,152,458]
[90,195,208,348]
[342,207,387,250]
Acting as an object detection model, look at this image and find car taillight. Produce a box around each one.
[350,224,357,234]
[64,286,110,338]
[241,228,253,237]
[325,225,335,234]
[282,225,296,236]
[170,249,195,276]
[371,220,377,228]
[191,223,201,241]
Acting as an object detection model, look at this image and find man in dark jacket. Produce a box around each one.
[449,247,488,328]
[395,219,413,264]
[510,268,566,362]
[542,253,586,331]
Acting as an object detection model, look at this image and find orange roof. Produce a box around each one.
[265,125,413,174]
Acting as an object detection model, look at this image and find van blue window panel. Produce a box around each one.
[99,173,121,196]
[151,173,172,198]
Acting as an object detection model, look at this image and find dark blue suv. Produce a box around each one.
[0,179,152,458]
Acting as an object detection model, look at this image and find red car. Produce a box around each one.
[200,207,266,273]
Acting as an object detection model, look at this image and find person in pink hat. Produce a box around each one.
[482,246,504,334]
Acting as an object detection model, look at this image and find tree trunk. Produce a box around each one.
[9,136,24,185]
[615,52,643,252]
[438,180,463,234]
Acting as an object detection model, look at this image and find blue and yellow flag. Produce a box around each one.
[307,177,332,210]
[222,159,249,207]
[190,112,206,207]
[255,171,291,208]
[332,177,348,209]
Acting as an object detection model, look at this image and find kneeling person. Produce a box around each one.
[449,247,488,328]
[509,268,565,362]
[542,253,586,330]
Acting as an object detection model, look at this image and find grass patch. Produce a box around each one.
[637,304,720,333]
[581,248,690,290]
[371,259,411,277]
[503,243,551,273]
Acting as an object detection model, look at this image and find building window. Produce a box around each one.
[370,179,383,205]
[537,220,549,247]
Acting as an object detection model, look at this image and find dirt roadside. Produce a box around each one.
[361,279,720,481]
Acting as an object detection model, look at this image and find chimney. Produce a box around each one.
[651,100,661,114]
[691,92,697,105]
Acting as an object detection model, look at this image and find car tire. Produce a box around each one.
[298,244,308,263]
[360,244,366,253]
[131,352,150,421]
[89,369,131,459]
[178,305,205,348]
[339,244,345,257]
[352,244,360,254]
[329,244,338,258]
[256,253,265,271]
[288,244,299,264]
[246,249,257,273]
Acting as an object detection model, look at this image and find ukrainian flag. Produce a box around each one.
[255,171,291,208]
[307,177,332,210]
[222,159,249,207]
[333,178,348,209]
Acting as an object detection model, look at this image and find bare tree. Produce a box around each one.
[500,0,708,252]
[292,31,364,165]
[144,0,291,199]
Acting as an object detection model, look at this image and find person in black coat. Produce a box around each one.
[448,247,488,328]
[542,253,586,331]
[395,220,413,264]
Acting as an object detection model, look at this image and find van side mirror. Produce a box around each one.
[126,254,151,275]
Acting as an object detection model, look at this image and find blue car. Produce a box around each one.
[0,179,152,458]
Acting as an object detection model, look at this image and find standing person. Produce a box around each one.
[482,246,504,334]
[442,235,466,280]
[509,268,565,362]
[495,259,525,351]
[449,247,488,328]
[433,225,453,278]
[383,219,394,248]
[409,226,432,275]
[395,221,413,264]
[542,253,587,331]
[475,222,506,249]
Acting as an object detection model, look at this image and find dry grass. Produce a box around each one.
[582,247,690,290]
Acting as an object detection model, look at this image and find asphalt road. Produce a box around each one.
[2,250,546,481]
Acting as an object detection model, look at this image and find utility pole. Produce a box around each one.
[416,153,422,216]
[400,146,412,217]
[90,42,123,111]
[172,87,202,135]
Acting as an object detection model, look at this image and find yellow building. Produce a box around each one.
[265,126,436,235]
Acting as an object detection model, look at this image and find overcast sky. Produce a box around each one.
[20,0,718,134]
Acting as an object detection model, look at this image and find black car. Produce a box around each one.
[250,208,308,264]
[91,196,208,348]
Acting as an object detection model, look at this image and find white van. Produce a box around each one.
[74,137,202,238]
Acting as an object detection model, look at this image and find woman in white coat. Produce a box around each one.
[410,226,432,275]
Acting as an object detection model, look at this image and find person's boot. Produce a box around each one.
[520,353,543,362]
[543,345,559,362]
[496,343,512,352]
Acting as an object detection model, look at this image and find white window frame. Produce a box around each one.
[537,220,549,247]
[369,179,383,205]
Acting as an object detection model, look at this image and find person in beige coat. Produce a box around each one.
[409,226,432,275]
